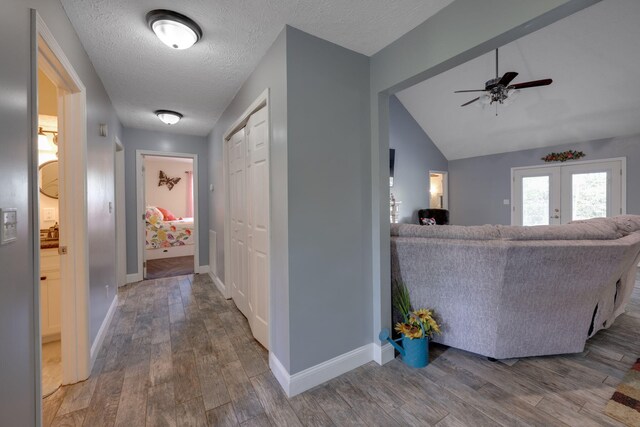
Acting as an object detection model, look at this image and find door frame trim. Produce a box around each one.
[428,170,449,209]
[114,137,126,287]
[222,89,271,347]
[510,156,627,225]
[135,150,200,280]
[32,10,91,418]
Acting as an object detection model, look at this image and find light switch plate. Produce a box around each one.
[1,208,18,245]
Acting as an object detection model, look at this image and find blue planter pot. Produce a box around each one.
[401,335,429,368]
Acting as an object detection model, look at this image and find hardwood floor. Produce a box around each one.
[42,340,62,398]
[43,273,640,426]
[146,256,194,280]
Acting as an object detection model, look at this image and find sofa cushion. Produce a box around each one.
[497,220,619,241]
[608,215,640,235]
[391,224,500,240]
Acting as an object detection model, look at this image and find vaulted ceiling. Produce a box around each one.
[61,0,453,136]
[396,0,640,160]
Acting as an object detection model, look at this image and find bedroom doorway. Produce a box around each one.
[136,151,199,280]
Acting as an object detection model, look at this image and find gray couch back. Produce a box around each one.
[390,216,640,359]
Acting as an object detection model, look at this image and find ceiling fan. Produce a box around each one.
[455,48,553,111]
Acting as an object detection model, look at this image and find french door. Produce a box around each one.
[512,159,624,226]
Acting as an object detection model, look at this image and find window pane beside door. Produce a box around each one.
[522,176,550,226]
[572,172,608,220]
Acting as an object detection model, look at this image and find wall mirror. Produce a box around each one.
[39,160,59,199]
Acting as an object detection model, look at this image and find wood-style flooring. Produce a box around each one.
[43,273,640,426]
[42,340,62,398]
[146,255,194,280]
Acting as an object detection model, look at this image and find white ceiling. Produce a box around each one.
[61,0,453,136]
[396,0,640,160]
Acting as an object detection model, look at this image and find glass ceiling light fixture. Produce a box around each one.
[155,110,183,125]
[146,9,202,50]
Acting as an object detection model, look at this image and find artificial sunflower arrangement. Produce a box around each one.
[393,281,441,340]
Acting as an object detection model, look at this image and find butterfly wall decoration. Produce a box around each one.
[158,170,181,191]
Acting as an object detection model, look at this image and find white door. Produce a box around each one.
[513,166,562,226]
[246,107,270,348]
[560,160,623,222]
[513,159,624,225]
[141,157,148,279]
[228,128,249,317]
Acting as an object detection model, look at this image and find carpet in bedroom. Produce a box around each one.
[146,255,194,279]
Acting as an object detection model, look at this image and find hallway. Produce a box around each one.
[42,273,639,426]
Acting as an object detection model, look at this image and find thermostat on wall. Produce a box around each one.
[0,208,18,245]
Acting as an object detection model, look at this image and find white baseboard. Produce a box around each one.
[209,272,228,299]
[125,272,142,284]
[90,295,118,369]
[270,343,375,397]
[197,264,210,274]
[373,342,395,365]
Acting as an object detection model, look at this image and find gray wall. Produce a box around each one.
[368,0,598,344]
[208,30,290,368]
[0,1,121,424]
[207,26,372,374]
[122,127,209,274]
[449,135,640,225]
[286,27,371,374]
[389,95,448,224]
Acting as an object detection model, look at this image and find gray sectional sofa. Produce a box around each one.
[390,215,640,359]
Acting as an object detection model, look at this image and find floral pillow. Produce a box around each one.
[420,217,437,226]
[145,206,164,225]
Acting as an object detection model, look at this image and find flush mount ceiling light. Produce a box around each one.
[155,110,183,125]
[146,9,202,50]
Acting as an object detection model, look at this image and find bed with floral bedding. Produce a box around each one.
[145,206,194,255]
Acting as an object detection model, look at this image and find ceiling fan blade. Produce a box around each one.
[461,97,480,107]
[508,78,553,90]
[454,89,486,93]
[497,71,519,87]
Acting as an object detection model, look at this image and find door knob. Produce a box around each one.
[551,215,559,219]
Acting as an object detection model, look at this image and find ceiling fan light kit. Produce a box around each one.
[455,48,552,113]
[146,9,203,50]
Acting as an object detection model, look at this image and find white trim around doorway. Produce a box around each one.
[510,156,627,225]
[32,10,91,421]
[135,150,200,280]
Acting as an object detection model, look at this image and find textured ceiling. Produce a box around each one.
[396,0,640,160]
[61,0,453,136]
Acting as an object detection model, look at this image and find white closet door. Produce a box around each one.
[246,107,270,349]
[229,128,249,317]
